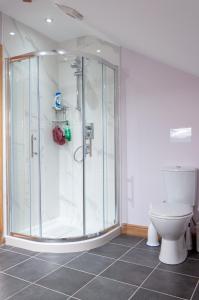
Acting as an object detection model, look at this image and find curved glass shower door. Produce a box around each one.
[10,57,41,237]
[8,51,118,241]
[83,58,116,235]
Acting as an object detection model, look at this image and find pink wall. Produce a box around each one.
[120,47,199,226]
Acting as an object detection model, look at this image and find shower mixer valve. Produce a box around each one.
[85,123,94,157]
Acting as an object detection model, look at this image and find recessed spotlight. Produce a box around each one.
[39,51,47,56]
[9,32,16,36]
[45,18,53,24]
[96,49,101,53]
[58,50,66,55]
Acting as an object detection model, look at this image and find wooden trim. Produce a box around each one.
[121,223,148,238]
[0,44,3,245]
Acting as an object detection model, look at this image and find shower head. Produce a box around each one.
[71,58,82,76]
[71,57,81,68]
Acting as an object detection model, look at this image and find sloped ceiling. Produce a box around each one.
[0,0,199,76]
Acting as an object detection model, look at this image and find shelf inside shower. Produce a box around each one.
[52,120,68,123]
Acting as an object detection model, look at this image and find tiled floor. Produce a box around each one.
[0,235,199,300]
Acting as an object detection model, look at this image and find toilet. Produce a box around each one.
[149,166,197,265]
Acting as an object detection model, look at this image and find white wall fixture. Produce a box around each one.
[170,127,192,143]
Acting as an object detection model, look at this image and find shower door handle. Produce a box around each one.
[31,134,38,157]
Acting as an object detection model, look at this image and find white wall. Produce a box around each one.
[121,47,199,226]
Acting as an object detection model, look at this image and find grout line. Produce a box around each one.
[29,256,62,267]
[33,282,70,297]
[109,242,133,247]
[0,248,33,257]
[119,258,158,269]
[4,248,37,257]
[63,252,89,264]
[2,256,33,272]
[131,246,160,253]
[34,252,86,285]
[67,239,145,300]
[1,251,86,300]
[0,246,14,250]
[4,283,33,300]
[127,262,161,300]
[63,265,96,276]
[85,251,117,260]
[68,296,81,300]
[190,278,199,300]
[140,287,188,300]
[157,267,199,279]
[99,275,139,288]
[1,271,35,285]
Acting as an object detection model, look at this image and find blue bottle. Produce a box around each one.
[53,91,63,110]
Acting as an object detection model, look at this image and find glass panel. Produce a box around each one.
[103,65,116,228]
[9,53,117,241]
[39,55,83,238]
[83,58,104,235]
[10,57,40,236]
[29,57,41,237]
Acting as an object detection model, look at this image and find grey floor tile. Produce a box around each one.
[36,252,81,265]
[37,267,94,296]
[121,247,160,268]
[101,260,152,286]
[0,273,28,300]
[130,288,179,299]
[143,269,198,299]
[135,240,160,252]
[192,283,199,300]
[10,247,38,257]
[158,258,199,277]
[5,257,59,282]
[89,243,130,259]
[0,251,29,271]
[75,276,136,300]
[111,235,143,247]
[66,253,114,275]
[0,245,14,250]
[9,284,67,300]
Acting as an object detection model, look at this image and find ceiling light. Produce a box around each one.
[58,50,66,55]
[45,18,53,24]
[39,51,47,56]
[96,49,101,53]
[9,32,16,36]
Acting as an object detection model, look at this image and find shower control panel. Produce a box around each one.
[85,123,94,157]
[85,123,94,140]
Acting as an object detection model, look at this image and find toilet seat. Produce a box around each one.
[150,203,193,219]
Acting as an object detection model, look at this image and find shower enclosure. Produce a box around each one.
[6,50,119,248]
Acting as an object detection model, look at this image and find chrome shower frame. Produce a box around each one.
[5,50,121,243]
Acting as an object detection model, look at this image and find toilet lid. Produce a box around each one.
[150,203,192,218]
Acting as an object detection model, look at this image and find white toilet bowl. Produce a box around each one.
[150,203,193,264]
